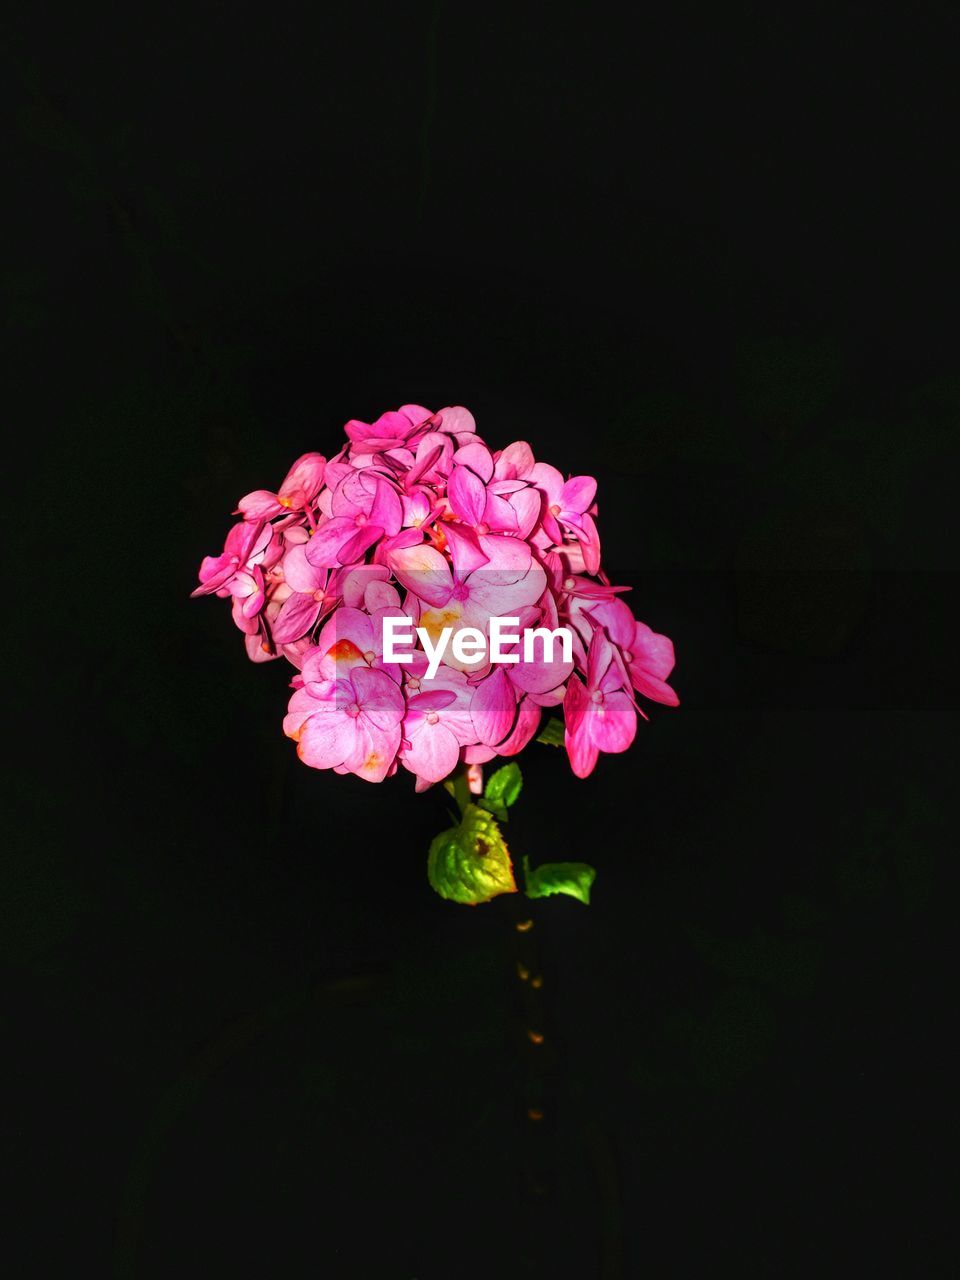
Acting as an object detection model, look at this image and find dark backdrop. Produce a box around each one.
[7,5,954,1277]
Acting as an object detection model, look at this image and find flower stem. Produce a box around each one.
[449,764,472,816]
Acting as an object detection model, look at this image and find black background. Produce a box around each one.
[6,5,955,1277]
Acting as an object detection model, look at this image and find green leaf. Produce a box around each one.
[428,804,518,905]
[535,717,565,747]
[478,763,523,821]
[523,857,596,905]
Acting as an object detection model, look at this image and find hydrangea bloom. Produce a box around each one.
[194,405,677,788]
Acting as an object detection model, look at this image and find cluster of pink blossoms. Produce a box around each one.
[194,405,677,788]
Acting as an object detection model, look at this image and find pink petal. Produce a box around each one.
[296,708,357,771]
[508,637,574,695]
[631,669,680,706]
[586,626,616,690]
[272,592,322,643]
[344,410,410,445]
[475,534,533,580]
[401,491,432,526]
[435,405,476,440]
[387,544,454,607]
[578,512,601,575]
[508,486,543,540]
[565,725,599,779]
[563,674,589,737]
[463,556,546,627]
[282,544,323,593]
[632,622,676,681]
[337,522,383,565]
[311,613,372,680]
[331,469,372,516]
[245,522,274,564]
[401,720,461,783]
[192,553,237,595]
[279,452,326,504]
[494,440,535,480]
[407,689,458,713]
[343,717,401,782]
[405,444,444,489]
[358,578,399,611]
[410,432,453,482]
[471,667,517,746]
[443,522,489,575]
[232,594,260,635]
[588,691,637,753]
[237,490,285,521]
[560,475,597,515]
[540,509,563,545]
[495,697,542,755]
[283,686,323,738]
[365,580,402,612]
[322,606,375,656]
[589,598,635,648]
[352,665,405,729]
[245,631,280,663]
[368,477,403,535]
[376,528,426,563]
[448,465,487,527]
[283,523,311,545]
[398,403,434,428]
[453,442,495,483]
[528,462,564,506]
[481,489,519,533]
[304,516,355,567]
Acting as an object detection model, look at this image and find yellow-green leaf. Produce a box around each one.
[427,805,518,905]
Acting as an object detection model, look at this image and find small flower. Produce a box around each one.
[191,520,275,622]
[400,664,479,784]
[236,452,326,521]
[562,629,638,778]
[285,662,405,783]
[587,598,679,708]
[305,471,403,567]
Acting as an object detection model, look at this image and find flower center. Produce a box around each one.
[407,676,420,692]
[363,649,376,664]
[549,504,561,517]
[355,512,368,525]
[345,702,361,719]
[623,650,633,663]
[590,690,604,705]
[563,576,576,591]
[476,521,489,536]
[425,710,439,725]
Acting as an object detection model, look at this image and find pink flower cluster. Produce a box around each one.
[193,405,677,787]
